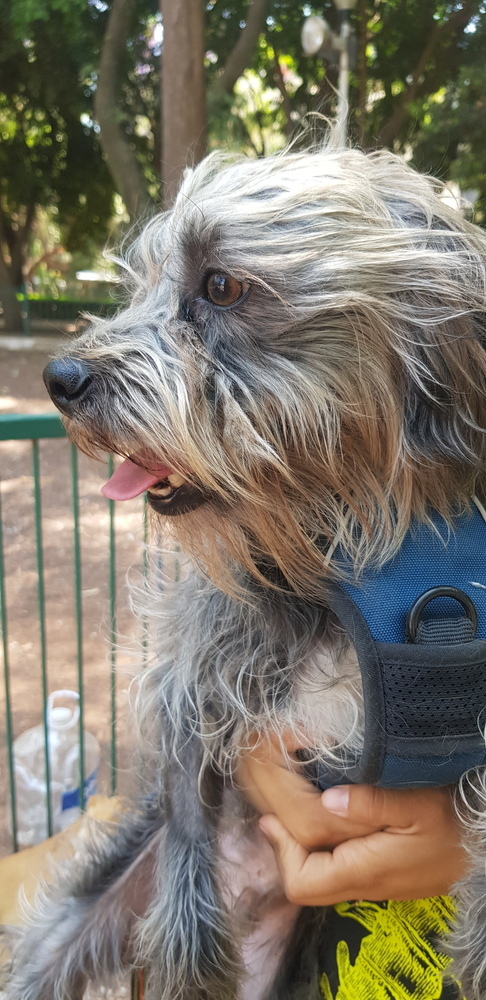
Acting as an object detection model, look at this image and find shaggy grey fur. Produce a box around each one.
[7,144,486,999]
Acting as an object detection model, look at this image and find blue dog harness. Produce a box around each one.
[317,500,486,789]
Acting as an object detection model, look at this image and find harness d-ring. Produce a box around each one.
[407,586,478,642]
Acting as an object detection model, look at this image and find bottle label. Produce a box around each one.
[61,769,98,812]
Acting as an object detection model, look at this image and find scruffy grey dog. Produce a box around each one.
[10,144,486,1000]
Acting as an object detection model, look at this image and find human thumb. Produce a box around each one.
[321,783,425,830]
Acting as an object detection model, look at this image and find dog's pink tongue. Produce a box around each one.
[101,458,171,500]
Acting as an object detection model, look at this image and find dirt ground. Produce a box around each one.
[0,331,151,857]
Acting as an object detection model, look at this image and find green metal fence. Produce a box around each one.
[0,412,142,853]
[0,287,119,335]
[0,411,149,997]
[27,299,119,322]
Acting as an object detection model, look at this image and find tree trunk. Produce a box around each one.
[272,44,293,139]
[0,237,25,332]
[0,277,23,331]
[0,205,34,333]
[94,0,151,219]
[355,0,368,146]
[160,0,206,207]
[217,0,268,96]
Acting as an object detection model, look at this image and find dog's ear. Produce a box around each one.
[368,196,486,500]
[398,298,486,509]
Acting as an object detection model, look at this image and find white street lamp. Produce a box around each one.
[301,15,334,56]
[301,1,357,145]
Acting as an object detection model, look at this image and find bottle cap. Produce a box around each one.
[47,690,80,730]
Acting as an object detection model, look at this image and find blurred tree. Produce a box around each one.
[210,0,269,96]
[93,0,270,207]
[1,0,485,331]
[206,1,483,149]
[206,0,339,149]
[205,1,486,215]
[94,0,152,219]
[0,0,116,329]
[359,0,481,148]
[409,15,486,219]
[160,0,206,205]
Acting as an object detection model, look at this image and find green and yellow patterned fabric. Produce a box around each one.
[320,897,464,1000]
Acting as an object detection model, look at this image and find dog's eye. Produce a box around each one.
[205,273,249,308]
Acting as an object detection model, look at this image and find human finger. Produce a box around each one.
[261,804,469,905]
[259,814,382,905]
[239,754,379,849]
[322,783,455,834]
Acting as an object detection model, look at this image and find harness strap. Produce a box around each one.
[416,616,475,643]
[316,505,486,790]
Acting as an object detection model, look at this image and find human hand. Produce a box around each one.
[237,734,379,850]
[259,783,470,905]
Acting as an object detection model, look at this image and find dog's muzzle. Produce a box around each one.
[43,358,92,413]
[43,358,208,516]
[101,454,210,515]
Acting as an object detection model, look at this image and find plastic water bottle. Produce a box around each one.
[12,689,100,847]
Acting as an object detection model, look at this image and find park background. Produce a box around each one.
[0,0,485,858]
[1,0,486,333]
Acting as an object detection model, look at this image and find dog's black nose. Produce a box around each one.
[43,359,92,409]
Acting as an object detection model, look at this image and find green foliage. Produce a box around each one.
[206,0,486,220]
[8,0,88,41]
[122,10,162,198]
[0,0,115,282]
[1,0,485,295]
[206,0,341,149]
[410,19,486,220]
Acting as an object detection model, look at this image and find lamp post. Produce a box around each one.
[301,1,357,145]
